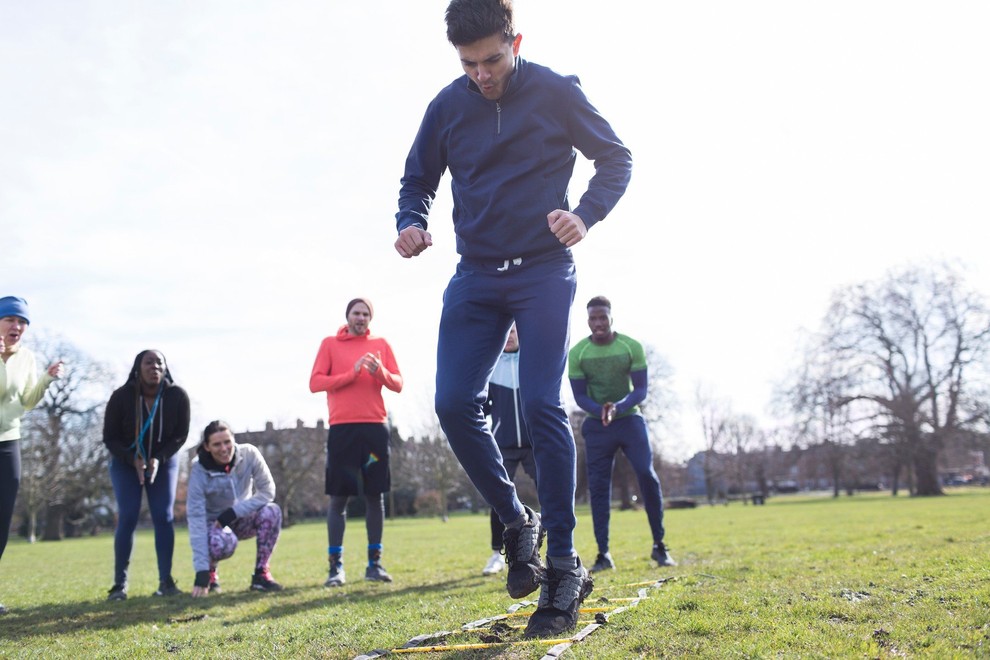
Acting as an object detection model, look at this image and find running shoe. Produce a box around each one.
[589,552,615,573]
[652,543,677,567]
[523,558,594,638]
[502,505,544,599]
[482,551,506,575]
[251,568,284,592]
[107,584,128,601]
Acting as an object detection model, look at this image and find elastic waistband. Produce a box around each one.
[459,248,573,273]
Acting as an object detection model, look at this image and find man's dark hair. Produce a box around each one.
[445,0,515,46]
[587,295,612,310]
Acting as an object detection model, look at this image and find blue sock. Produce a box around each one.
[368,543,383,566]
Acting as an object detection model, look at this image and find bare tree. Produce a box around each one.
[754,428,789,498]
[639,344,679,458]
[388,418,421,516]
[723,414,762,500]
[816,263,990,495]
[19,332,114,540]
[779,336,862,497]
[250,420,327,524]
[406,419,472,520]
[694,384,731,504]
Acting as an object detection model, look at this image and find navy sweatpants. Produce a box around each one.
[435,250,578,558]
[582,414,665,554]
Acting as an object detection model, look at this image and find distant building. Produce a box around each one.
[236,419,328,522]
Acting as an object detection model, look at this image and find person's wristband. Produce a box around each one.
[217,508,237,527]
[194,570,211,588]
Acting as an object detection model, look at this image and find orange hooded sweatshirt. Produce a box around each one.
[309,325,403,425]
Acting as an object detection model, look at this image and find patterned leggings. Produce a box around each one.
[208,503,282,571]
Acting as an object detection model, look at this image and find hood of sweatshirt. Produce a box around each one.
[196,443,238,473]
[336,325,370,341]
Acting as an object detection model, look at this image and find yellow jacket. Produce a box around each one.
[0,347,54,442]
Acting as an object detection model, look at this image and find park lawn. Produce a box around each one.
[0,489,988,658]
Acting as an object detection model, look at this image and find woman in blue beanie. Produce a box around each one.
[102,349,190,600]
[0,296,63,615]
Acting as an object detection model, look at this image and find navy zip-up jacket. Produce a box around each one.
[396,57,632,260]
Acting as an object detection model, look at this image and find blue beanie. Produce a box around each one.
[0,296,30,324]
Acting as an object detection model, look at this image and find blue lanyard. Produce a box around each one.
[132,385,164,461]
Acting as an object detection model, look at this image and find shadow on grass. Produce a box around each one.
[0,575,485,642]
[231,574,496,626]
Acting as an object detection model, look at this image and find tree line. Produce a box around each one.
[12,262,990,541]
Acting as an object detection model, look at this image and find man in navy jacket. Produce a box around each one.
[393,0,631,638]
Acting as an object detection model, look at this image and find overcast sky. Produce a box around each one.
[3,1,988,460]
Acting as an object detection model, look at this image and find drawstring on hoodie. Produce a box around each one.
[497,257,523,272]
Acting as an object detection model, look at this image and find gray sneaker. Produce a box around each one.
[324,561,346,587]
[502,506,545,599]
[524,557,594,638]
[365,562,393,583]
[107,584,128,601]
[589,552,615,573]
[652,543,677,567]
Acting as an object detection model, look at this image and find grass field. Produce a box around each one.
[1,489,988,658]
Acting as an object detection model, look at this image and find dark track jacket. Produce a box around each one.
[397,57,632,260]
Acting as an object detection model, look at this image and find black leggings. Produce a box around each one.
[0,440,21,561]
[327,494,384,548]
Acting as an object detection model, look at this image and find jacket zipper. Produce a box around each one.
[512,355,522,447]
[496,102,502,135]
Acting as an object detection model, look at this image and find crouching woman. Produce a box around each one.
[187,420,284,596]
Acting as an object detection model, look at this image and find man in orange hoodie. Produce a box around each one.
[309,298,403,586]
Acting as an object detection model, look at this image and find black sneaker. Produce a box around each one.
[652,543,677,567]
[523,558,594,638]
[250,568,284,592]
[589,552,615,573]
[0,603,8,615]
[502,505,545,599]
[365,562,393,583]
[153,577,182,597]
[107,584,128,601]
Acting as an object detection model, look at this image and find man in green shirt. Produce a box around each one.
[568,296,676,572]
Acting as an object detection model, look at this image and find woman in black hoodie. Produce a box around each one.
[102,349,190,600]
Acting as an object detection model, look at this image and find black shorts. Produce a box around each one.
[325,423,391,496]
